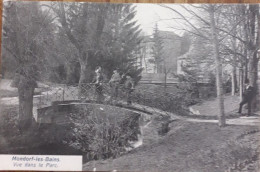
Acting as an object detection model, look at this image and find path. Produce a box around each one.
[187,115,260,126]
[0,79,17,91]
[0,79,61,106]
[126,102,260,126]
[189,95,240,116]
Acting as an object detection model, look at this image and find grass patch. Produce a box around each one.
[0,90,18,98]
[84,122,259,172]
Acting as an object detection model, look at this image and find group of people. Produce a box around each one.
[92,66,135,105]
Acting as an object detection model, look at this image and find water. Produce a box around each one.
[126,113,152,151]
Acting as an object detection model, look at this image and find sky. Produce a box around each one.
[135,4,193,36]
[2,1,195,36]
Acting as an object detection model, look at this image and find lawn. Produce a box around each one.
[84,120,260,172]
[0,89,18,98]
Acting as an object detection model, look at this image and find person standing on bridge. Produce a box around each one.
[93,66,104,103]
[124,74,135,105]
[109,69,121,104]
[238,78,255,116]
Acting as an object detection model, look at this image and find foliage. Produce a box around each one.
[2,2,143,85]
[174,34,216,101]
[2,1,56,81]
[0,105,19,139]
[132,88,190,115]
[66,105,140,161]
[97,4,143,83]
[2,1,57,129]
[150,23,164,73]
[48,3,143,84]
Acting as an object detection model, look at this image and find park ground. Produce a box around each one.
[84,121,260,172]
[0,79,259,172]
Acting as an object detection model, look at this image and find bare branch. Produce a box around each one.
[180,5,210,27]
[3,45,21,63]
[159,4,208,40]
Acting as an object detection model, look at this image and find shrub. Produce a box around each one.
[0,105,20,138]
[66,105,140,161]
[130,88,190,115]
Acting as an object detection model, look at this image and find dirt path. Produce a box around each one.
[189,95,241,116]
[0,79,17,91]
[186,115,260,126]
[0,79,59,106]
[128,102,260,126]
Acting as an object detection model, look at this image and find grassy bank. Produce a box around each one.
[84,121,259,172]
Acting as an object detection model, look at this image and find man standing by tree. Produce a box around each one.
[238,79,255,116]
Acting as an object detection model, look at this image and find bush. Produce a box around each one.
[0,105,20,138]
[130,88,191,116]
[66,105,140,161]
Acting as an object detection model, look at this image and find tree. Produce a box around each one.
[151,24,185,90]
[160,3,260,126]
[247,5,259,112]
[2,1,55,129]
[215,4,259,106]
[46,3,143,89]
[44,2,107,94]
[151,23,164,74]
[100,4,143,81]
[218,5,240,96]
[208,5,226,126]
[160,4,227,126]
[177,33,215,99]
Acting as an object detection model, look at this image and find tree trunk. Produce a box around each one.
[66,63,75,84]
[164,62,167,92]
[241,4,249,81]
[143,47,148,73]
[247,4,259,113]
[248,51,258,112]
[78,59,91,98]
[164,73,167,92]
[209,6,226,127]
[144,56,148,73]
[230,16,238,96]
[244,55,248,81]
[66,61,79,84]
[231,66,237,96]
[239,67,244,101]
[18,75,35,130]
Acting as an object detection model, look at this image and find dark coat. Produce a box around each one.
[243,85,255,101]
[125,78,134,90]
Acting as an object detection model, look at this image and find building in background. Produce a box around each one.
[139,30,189,84]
